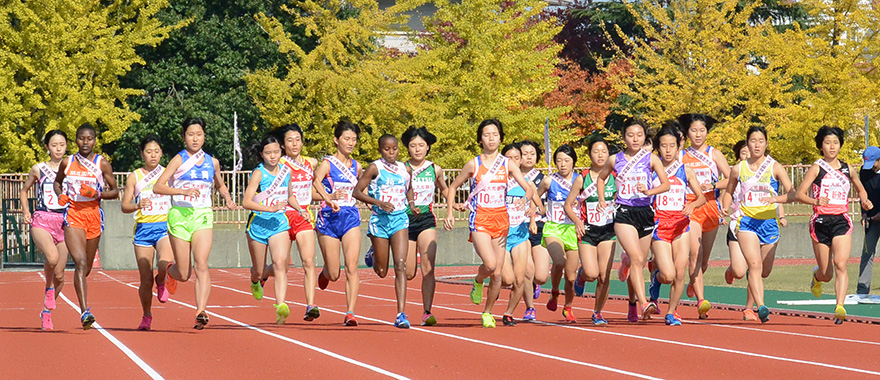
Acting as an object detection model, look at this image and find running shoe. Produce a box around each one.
[834,305,846,325]
[138,315,152,331]
[470,278,484,304]
[41,310,53,330]
[651,300,661,315]
[563,306,577,323]
[275,303,290,325]
[648,269,661,303]
[304,305,321,321]
[318,269,329,290]
[394,312,411,329]
[81,308,96,330]
[618,251,631,282]
[810,266,823,298]
[194,311,209,330]
[640,302,656,320]
[673,310,682,321]
[481,312,496,328]
[155,276,169,303]
[697,299,711,320]
[627,302,638,323]
[533,282,541,300]
[757,305,770,323]
[502,314,517,326]
[44,288,55,310]
[422,312,437,326]
[743,309,758,321]
[686,282,695,298]
[344,312,358,326]
[365,245,374,268]
[574,267,586,297]
[250,281,264,300]
[546,290,559,311]
[664,313,682,326]
[591,312,607,326]
[523,307,536,322]
[724,267,735,285]
[165,262,178,295]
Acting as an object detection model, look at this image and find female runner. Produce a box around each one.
[121,134,173,330]
[725,140,788,321]
[153,118,236,329]
[596,118,670,322]
[444,118,533,328]
[353,134,415,328]
[499,142,537,326]
[721,126,793,323]
[21,130,68,330]
[53,124,119,329]
[274,124,321,321]
[402,127,448,326]
[565,137,617,326]
[313,121,363,326]
[650,125,705,325]
[242,134,293,324]
[677,113,730,319]
[793,126,872,324]
[518,140,548,320]
[536,145,581,323]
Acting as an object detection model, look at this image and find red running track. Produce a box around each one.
[1,267,879,379]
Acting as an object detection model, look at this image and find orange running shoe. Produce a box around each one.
[742,309,759,321]
[164,262,178,295]
[562,306,577,323]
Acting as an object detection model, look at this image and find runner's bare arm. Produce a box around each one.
[121,172,140,214]
[444,159,475,229]
[242,169,278,212]
[720,164,740,217]
[644,154,670,196]
[53,159,68,197]
[794,164,822,206]
[212,157,236,209]
[509,163,533,201]
[712,148,732,190]
[20,165,39,224]
[595,154,615,209]
[564,175,586,237]
[682,166,706,216]
[99,159,119,200]
[152,155,187,197]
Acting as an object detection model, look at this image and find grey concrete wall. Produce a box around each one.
[98,200,862,270]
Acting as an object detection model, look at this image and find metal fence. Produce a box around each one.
[0,165,865,264]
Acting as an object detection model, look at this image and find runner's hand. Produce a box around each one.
[80,184,98,198]
[816,197,830,207]
[597,200,607,213]
[444,213,455,231]
[636,182,647,194]
[138,198,152,210]
[327,200,340,213]
[184,188,200,198]
[681,203,696,217]
[22,211,31,225]
[700,182,714,192]
[58,194,71,206]
[574,220,586,238]
[779,217,788,228]
[453,203,468,212]
[378,201,395,213]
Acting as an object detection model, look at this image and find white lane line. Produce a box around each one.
[98,271,409,380]
[214,270,658,379]
[365,273,880,347]
[39,273,164,380]
[354,279,880,376]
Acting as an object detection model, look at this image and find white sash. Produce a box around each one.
[815,159,849,186]
[618,149,650,179]
[134,166,164,198]
[525,169,540,182]
[665,160,683,177]
[550,173,574,193]
[685,146,718,177]
[253,164,291,204]
[465,155,507,207]
[282,156,312,174]
[74,154,105,187]
[742,156,776,195]
[410,160,434,178]
[325,155,358,184]
[173,150,205,181]
[38,163,57,183]
[577,172,598,202]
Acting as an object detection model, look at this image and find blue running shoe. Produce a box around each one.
[365,245,374,268]
[574,267,586,297]
[81,308,96,330]
[591,312,608,326]
[758,305,770,323]
[523,307,536,322]
[649,269,661,302]
[394,312,411,329]
[665,313,682,326]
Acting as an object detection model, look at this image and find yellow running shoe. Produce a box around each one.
[697,299,711,319]
[481,312,496,328]
[251,281,264,300]
[810,266,823,298]
[275,303,290,325]
[833,305,846,325]
[470,278,484,305]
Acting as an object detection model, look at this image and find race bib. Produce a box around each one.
[334,182,356,207]
[172,180,213,208]
[138,190,171,216]
[819,178,848,206]
[290,181,313,208]
[618,173,648,199]
[742,183,772,208]
[412,178,434,206]
[584,201,613,226]
[689,167,713,194]
[656,184,686,211]
[380,185,407,212]
[474,183,506,208]
[42,183,61,209]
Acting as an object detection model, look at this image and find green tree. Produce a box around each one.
[0,0,183,172]
[112,0,311,171]
[247,0,569,168]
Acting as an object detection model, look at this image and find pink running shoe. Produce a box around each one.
[138,316,152,331]
[44,288,56,310]
[627,302,639,323]
[40,311,53,330]
[618,252,631,282]
[156,275,169,303]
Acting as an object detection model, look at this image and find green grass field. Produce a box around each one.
[701,263,880,295]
